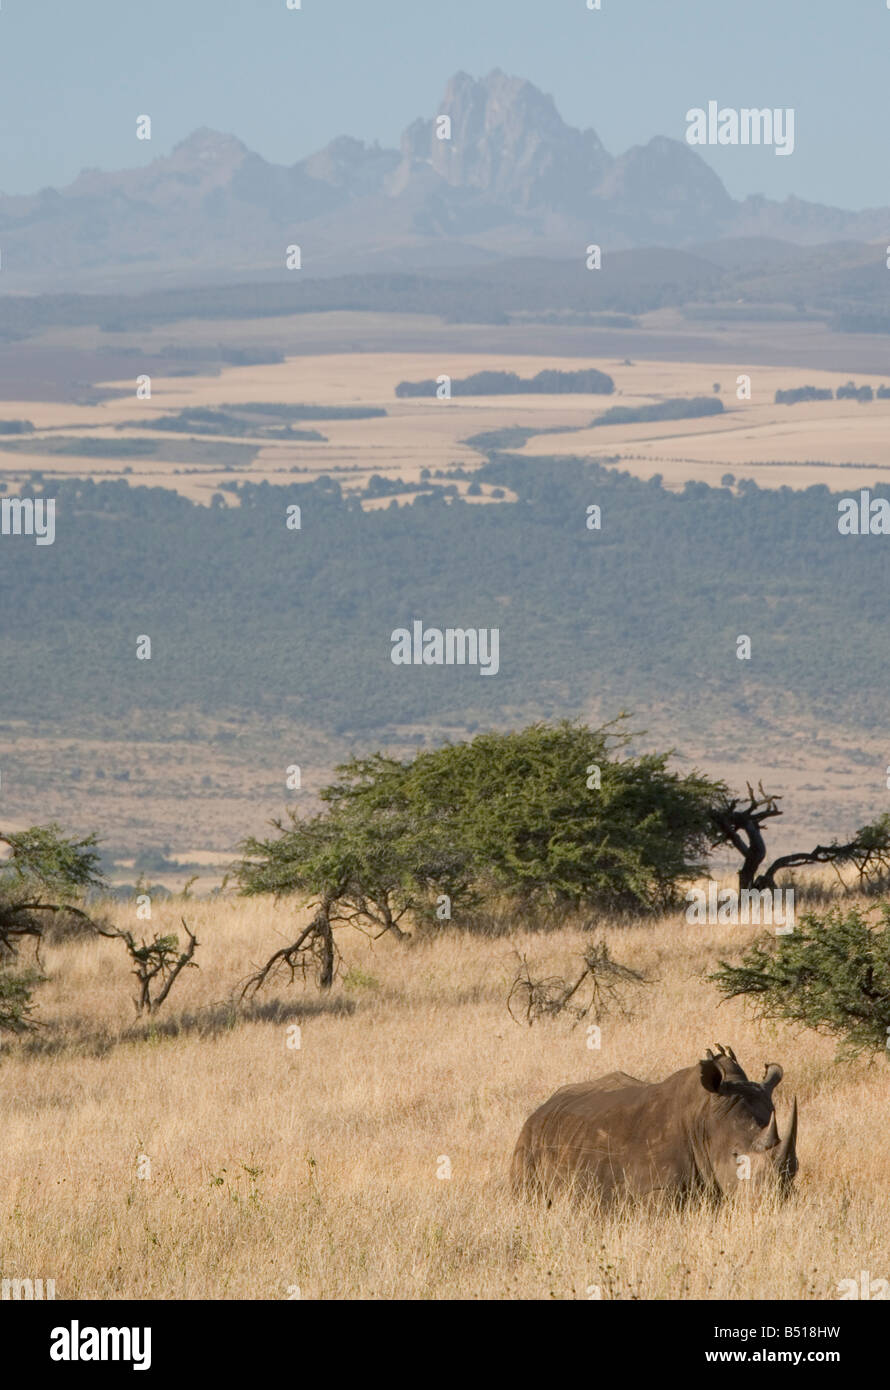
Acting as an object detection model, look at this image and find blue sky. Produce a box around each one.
[0,0,886,208]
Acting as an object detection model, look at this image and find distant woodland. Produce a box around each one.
[395,367,614,396]
[1,457,888,739]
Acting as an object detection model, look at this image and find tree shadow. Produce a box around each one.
[14,992,357,1057]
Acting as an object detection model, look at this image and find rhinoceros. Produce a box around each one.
[511,1044,798,1203]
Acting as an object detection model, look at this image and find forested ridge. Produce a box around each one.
[1,459,886,736]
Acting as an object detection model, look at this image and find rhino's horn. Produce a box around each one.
[775,1097,799,1183]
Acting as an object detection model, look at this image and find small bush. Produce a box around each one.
[709,902,890,1057]
[0,965,44,1032]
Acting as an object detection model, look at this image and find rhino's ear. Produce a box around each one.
[762,1063,783,1093]
[699,1057,723,1093]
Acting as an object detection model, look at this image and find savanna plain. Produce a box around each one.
[1,887,886,1300]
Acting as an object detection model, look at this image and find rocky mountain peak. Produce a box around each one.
[166,127,250,171]
[399,68,612,209]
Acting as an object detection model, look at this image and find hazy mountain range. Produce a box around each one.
[3,70,889,291]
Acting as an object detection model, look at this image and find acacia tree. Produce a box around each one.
[710,783,890,891]
[235,719,726,999]
[236,803,474,994]
[0,822,106,1032]
[324,719,722,914]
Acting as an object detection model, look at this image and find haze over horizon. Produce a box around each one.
[0,0,886,210]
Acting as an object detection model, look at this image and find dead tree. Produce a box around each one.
[95,917,199,1015]
[711,783,890,891]
[507,939,648,1027]
[710,782,784,890]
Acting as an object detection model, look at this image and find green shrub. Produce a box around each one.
[709,902,890,1057]
[0,965,43,1032]
[0,822,106,1031]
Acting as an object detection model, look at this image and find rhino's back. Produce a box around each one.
[511,1069,689,1200]
[558,1070,646,1097]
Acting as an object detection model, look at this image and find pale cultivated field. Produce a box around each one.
[1,890,887,1300]
[2,351,890,502]
[521,394,890,492]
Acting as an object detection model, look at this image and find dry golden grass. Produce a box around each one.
[1,891,888,1300]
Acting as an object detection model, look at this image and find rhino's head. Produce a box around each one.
[697,1044,798,1198]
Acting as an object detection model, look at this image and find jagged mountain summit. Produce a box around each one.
[399,70,612,208]
[1,70,887,290]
